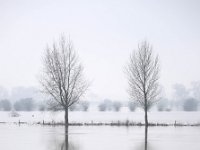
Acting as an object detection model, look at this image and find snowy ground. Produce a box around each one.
[0,111,200,124]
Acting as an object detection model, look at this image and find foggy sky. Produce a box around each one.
[0,0,200,100]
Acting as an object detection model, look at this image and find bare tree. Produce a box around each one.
[112,101,122,112]
[80,101,90,111]
[125,41,160,127]
[128,101,137,112]
[40,36,88,133]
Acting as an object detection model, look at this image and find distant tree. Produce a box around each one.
[103,99,112,111]
[13,101,21,111]
[39,36,88,133]
[98,99,113,111]
[128,101,136,112]
[172,84,189,110]
[157,102,165,111]
[157,98,168,111]
[24,98,35,111]
[69,104,77,111]
[191,81,200,100]
[183,98,198,111]
[125,41,160,127]
[0,99,11,111]
[14,98,35,111]
[80,101,90,111]
[112,101,122,112]
[98,102,107,111]
[38,104,46,111]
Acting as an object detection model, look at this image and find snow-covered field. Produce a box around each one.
[0,111,200,124]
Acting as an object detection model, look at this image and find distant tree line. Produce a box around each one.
[0,98,36,111]
[0,98,92,112]
[69,101,90,111]
[0,99,11,111]
[98,99,136,112]
[0,97,199,112]
[14,98,35,111]
[156,98,199,111]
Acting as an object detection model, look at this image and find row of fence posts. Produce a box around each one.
[17,120,178,126]
[18,120,46,125]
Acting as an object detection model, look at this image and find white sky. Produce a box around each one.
[0,0,200,100]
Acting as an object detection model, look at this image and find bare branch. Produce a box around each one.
[125,41,160,111]
[40,35,88,111]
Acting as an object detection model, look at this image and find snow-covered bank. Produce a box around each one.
[0,111,200,124]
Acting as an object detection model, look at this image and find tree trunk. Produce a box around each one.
[144,97,148,150]
[65,108,68,134]
[145,108,148,127]
[144,96,148,127]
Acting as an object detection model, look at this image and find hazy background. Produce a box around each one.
[0,0,200,101]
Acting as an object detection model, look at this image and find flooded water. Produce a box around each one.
[0,125,200,150]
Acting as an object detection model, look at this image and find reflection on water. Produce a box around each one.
[51,134,79,150]
[48,131,79,150]
[135,126,154,150]
[60,134,79,150]
[145,126,148,150]
[49,126,150,150]
[1,125,198,150]
[54,127,150,150]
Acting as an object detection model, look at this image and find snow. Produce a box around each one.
[0,111,200,124]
